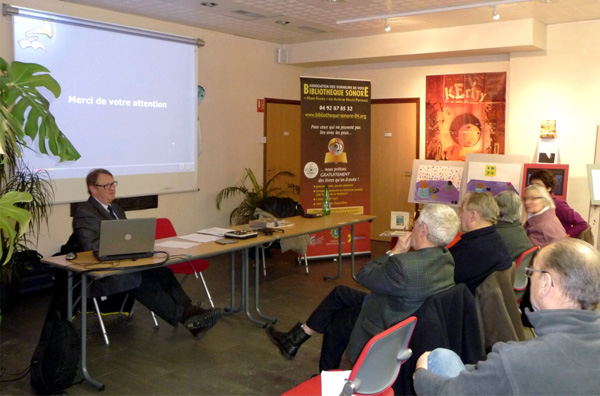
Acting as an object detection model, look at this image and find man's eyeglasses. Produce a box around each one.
[95,181,118,190]
[525,265,554,287]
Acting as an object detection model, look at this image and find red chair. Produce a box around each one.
[283,316,417,396]
[513,246,540,303]
[155,218,214,307]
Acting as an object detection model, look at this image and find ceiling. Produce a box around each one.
[59,0,600,44]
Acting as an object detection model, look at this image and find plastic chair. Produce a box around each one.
[155,218,214,308]
[513,246,540,303]
[283,316,417,396]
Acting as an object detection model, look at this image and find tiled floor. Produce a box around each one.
[0,241,389,395]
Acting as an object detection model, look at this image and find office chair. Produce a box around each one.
[155,218,215,308]
[513,246,540,303]
[282,316,417,396]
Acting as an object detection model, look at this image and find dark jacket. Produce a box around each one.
[449,225,512,293]
[63,197,141,295]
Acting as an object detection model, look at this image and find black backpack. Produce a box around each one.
[30,297,81,395]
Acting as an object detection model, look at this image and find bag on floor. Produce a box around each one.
[30,297,81,395]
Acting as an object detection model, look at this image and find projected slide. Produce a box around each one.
[12,14,197,202]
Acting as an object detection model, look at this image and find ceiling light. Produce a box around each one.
[492,6,500,20]
[337,0,530,25]
[276,20,290,25]
[201,2,217,8]
[384,19,391,32]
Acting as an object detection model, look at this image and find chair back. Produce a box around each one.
[155,218,177,239]
[513,246,539,302]
[342,316,416,396]
[475,266,526,353]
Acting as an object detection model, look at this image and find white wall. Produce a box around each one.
[2,0,599,257]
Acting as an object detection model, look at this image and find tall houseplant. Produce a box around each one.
[216,168,299,225]
[0,56,80,284]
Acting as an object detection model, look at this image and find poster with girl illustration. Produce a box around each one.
[425,72,506,161]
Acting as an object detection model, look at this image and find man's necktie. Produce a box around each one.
[107,205,118,219]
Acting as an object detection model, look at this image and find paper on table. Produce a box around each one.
[155,240,197,249]
[179,233,222,243]
[196,227,235,237]
[321,370,351,396]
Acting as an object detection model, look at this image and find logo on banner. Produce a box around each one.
[324,138,347,164]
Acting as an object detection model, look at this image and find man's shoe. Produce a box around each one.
[185,308,224,338]
[266,322,310,360]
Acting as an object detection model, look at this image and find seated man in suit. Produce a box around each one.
[266,203,460,371]
[450,192,513,293]
[494,190,533,261]
[62,168,222,338]
[413,238,600,395]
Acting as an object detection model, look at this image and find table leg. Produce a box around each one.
[80,274,105,390]
[241,248,268,327]
[67,274,73,322]
[224,252,241,315]
[253,247,277,325]
[324,226,343,280]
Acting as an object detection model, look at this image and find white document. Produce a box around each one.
[180,233,222,243]
[321,370,351,396]
[155,240,197,249]
[196,227,235,237]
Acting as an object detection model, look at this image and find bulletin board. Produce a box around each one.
[465,154,528,196]
[408,160,467,205]
[522,163,569,200]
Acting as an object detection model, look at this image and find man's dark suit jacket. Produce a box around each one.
[64,196,142,295]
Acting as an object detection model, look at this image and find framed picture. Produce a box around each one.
[586,164,600,205]
[522,164,569,200]
[390,211,410,230]
[408,159,467,205]
[465,153,529,196]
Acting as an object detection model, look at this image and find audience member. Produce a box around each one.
[523,184,566,248]
[413,238,600,395]
[266,204,460,371]
[450,192,512,293]
[529,169,589,239]
[494,190,533,261]
[62,168,223,338]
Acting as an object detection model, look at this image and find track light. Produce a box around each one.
[384,19,391,32]
[492,6,500,20]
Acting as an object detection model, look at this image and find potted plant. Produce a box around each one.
[0,56,80,311]
[216,168,299,225]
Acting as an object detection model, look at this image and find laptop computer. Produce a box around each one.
[95,218,157,261]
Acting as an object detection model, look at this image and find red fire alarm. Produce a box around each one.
[257,99,265,112]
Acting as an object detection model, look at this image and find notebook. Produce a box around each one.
[95,218,157,261]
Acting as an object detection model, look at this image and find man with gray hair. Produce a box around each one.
[450,192,512,293]
[495,190,533,261]
[413,238,600,394]
[266,203,460,372]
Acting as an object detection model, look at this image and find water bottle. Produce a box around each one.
[322,185,331,215]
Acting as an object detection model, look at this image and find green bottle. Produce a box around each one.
[322,185,331,215]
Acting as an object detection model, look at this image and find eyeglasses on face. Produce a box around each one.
[95,181,118,190]
[525,265,554,287]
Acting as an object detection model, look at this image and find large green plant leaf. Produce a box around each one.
[0,191,33,266]
[0,59,80,162]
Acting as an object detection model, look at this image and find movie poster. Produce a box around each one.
[425,72,506,161]
[300,77,371,258]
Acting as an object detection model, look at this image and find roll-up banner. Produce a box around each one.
[299,77,371,258]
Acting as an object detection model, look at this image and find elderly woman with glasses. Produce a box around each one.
[523,184,566,248]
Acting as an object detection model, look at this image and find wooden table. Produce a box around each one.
[41,213,375,390]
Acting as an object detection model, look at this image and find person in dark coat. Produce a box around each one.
[63,168,223,338]
[494,190,533,261]
[450,192,512,293]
